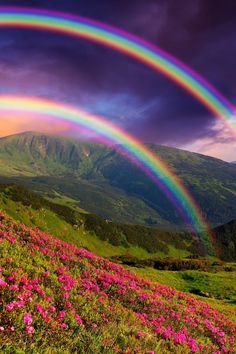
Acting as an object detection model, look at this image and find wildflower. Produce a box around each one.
[0,278,7,287]
[58,310,66,320]
[48,305,56,312]
[218,331,225,337]
[9,284,19,291]
[23,313,33,326]
[35,304,43,313]
[25,326,34,334]
[60,323,68,330]
[75,314,83,325]
[5,303,15,311]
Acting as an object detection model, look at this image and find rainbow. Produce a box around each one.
[0,95,215,254]
[0,7,235,131]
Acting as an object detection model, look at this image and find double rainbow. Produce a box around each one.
[0,7,233,254]
[0,7,235,130]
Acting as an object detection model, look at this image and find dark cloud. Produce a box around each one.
[0,0,235,147]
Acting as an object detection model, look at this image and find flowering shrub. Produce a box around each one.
[0,211,235,353]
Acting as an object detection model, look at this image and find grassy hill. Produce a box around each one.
[0,132,236,229]
[0,183,198,259]
[0,211,235,353]
[2,182,236,261]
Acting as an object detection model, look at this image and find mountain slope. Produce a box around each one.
[0,211,235,353]
[0,131,236,229]
[213,219,236,261]
[0,183,197,258]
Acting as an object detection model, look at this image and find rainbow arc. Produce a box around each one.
[0,95,216,254]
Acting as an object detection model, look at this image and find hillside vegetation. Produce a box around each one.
[0,184,198,258]
[0,183,235,261]
[0,211,235,353]
[0,132,236,229]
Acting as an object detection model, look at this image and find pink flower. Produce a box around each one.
[0,327,4,331]
[48,305,56,312]
[173,332,187,344]
[58,310,66,319]
[60,323,68,330]
[63,292,70,299]
[0,278,7,287]
[136,331,142,338]
[23,313,33,326]
[66,301,72,308]
[188,338,197,353]
[75,314,83,325]
[9,284,19,291]
[35,304,43,313]
[6,257,12,263]
[218,331,225,337]
[25,326,34,334]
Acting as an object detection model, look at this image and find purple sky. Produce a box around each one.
[0,0,235,161]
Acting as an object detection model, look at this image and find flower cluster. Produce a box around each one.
[0,211,235,353]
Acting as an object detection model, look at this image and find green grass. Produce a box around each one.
[0,192,170,260]
[43,190,88,213]
[1,131,236,229]
[127,266,236,321]
[0,211,235,353]
[0,183,235,325]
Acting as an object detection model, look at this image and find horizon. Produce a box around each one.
[0,3,236,351]
[0,1,235,161]
[0,129,234,163]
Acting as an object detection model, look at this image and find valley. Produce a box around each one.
[0,132,236,229]
[0,132,235,353]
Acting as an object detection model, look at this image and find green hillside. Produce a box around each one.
[1,211,235,353]
[0,131,236,229]
[0,184,195,259]
[0,182,235,260]
[0,184,235,323]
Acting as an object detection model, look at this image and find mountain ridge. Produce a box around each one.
[0,131,236,229]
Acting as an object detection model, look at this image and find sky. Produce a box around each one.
[0,0,235,161]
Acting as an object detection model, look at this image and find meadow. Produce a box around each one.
[0,211,235,353]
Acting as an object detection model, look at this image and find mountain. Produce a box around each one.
[0,211,235,353]
[232,161,236,164]
[0,131,236,229]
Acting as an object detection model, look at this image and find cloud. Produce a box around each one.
[183,120,236,161]
[0,0,235,161]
